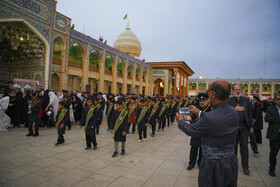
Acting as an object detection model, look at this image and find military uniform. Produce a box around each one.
[27,95,42,136]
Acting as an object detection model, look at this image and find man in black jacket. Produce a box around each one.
[228,84,253,175]
[265,93,280,177]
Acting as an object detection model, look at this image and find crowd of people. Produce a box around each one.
[0,83,279,186]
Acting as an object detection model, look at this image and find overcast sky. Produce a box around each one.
[56,0,280,79]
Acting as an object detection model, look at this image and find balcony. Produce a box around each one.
[68,61,82,69]
[52,57,61,65]
[89,66,99,72]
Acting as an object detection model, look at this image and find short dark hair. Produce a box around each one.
[211,81,231,101]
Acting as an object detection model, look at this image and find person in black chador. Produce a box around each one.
[62,90,72,130]
[136,99,149,143]
[72,94,82,125]
[110,99,128,157]
[82,97,98,150]
[14,91,24,127]
[26,91,42,137]
[177,80,239,187]
[187,93,211,170]
[96,92,105,135]
[23,91,32,128]
[149,99,160,137]
[55,101,69,145]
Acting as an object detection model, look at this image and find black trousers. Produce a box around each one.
[235,126,249,169]
[249,132,258,153]
[189,146,202,168]
[28,121,39,135]
[139,129,147,140]
[86,134,97,147]
[158,119,166,130]
[255,129,262,143]
[269,133,280,171]
[170,115,175,123]
[166,115,170,127]
[95,125,100,133]
[150,121,156,134]
[127,123,136,133]
[57,134,64,143]
[66,112,71,129]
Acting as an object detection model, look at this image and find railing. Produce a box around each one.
[89,66,99,72]
[68,61,82,68]
[127,75,132,79]
[52,57,61,65]
[117,73,123,78]
[143,79,146,82]
[105,70,112,75]
[136,77,140,81]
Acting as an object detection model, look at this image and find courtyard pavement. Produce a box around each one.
[0,120,279,187]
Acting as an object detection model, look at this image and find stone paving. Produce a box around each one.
[0,120,279,187]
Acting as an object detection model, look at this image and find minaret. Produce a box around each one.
[126,19,130,30]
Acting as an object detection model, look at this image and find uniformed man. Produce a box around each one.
[127,97,138,134]
[176,80,239,187]
[26,91,42,137]
[55,101,69,145]
[187,93,211,170]
[149,99,160,137]
[62,90,72,130]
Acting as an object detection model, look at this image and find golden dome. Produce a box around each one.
[113,22,142,58]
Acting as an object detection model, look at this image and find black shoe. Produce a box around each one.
[121,150,125,156]
[67,127,71,130]
[253,151,259,154]
[151,134,155,137]
[269,170,275,177]
[131,131,135,134]
[187,166,194,170]
[26,133,33,137]
[55,142,62,146]
[85,146,91,150]
[243,168,250,175]
[95,132,99,135]
[32,134,39,137]
[93,145,97,150]
[112,152,118,158]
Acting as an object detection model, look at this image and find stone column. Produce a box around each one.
[259,81,262,96]
[131,63,136,93]
[272,82,275,97]
[145,69,149,95]
[186,76,189,96]
[248,81,251,97]
[111,55,118,94]
[165,73,169,97]
[122,60,128,94]
[173,69,178,96]
[196,80,199,96]
[59,46,67,90]
[81,44,89,91]
[138,67,143,94]
[98,50,105,92]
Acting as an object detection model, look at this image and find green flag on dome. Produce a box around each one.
[123,14,128,20]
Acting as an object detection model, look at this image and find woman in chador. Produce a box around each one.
[0,91,11,131]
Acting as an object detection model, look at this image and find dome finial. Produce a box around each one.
[126,19,130,30]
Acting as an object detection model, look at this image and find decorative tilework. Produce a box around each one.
[0,7,18,18]
[70,30,150,68]
[53,31,67,42]
[28,20,50,42]
[55,14,67,32]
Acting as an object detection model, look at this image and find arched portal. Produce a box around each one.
[89,50,99,72]
[0,21,48,87]
[51,73,60,91]
[153,78,164,96]
[68,44,83,68]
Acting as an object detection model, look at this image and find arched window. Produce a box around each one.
[52,38,63,65]
[105,56,113,75]
[117,60,123,77]
[89,51,99,72]
[68,44,83,68]
[127,64,132,79]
